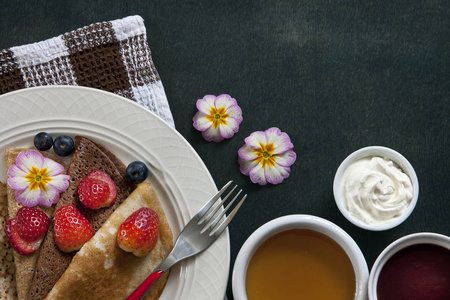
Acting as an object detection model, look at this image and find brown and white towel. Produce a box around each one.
[0,15,174,128]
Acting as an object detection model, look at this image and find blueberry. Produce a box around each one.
[34,132,53,151]
[53,135,75,157]
[126,161,149,184]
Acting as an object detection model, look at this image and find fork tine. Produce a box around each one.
[196,180,233,221]
[200,184,238,226]
[210,193,247,236]
[204,188,242,232]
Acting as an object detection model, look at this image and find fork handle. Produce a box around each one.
[126,269,165,300]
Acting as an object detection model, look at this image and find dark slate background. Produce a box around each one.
[1,1,449,299]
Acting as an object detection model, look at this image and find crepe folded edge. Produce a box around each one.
[46,182,174,300]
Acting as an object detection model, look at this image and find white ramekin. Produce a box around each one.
[368,232,450,300]
[333,146,419,231]
[232,214,369,300]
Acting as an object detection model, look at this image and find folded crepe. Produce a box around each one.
[45,182,173,299]
[0,181,17,299]
[28,136,135,299]
[4,148,68,300]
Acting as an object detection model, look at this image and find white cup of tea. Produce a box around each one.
[232,215,369,300]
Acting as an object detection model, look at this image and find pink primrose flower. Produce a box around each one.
[193,94,243,142]
[238,128,296,185]
[7,150,69,207]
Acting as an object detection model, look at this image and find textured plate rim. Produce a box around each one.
[0,85,230,300]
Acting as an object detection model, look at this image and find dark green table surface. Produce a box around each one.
[1,1,449,299]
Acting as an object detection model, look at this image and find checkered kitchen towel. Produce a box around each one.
[0,15,175,128]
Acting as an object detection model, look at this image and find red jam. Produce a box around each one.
[377,244,450,300]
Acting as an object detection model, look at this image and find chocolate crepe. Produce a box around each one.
[4,148,68,300]
[46,182,173,300]
[28,136,134,299]
[0,181,17,299]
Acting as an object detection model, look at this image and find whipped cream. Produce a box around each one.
[341,156,413,225]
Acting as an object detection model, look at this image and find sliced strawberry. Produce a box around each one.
[16,207,50,242]
[6,218,43,255]
[54,205,94,253]
[117,207,159,257]
[78,170,117,209]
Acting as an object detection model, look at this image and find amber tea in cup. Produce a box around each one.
[245,229,356,300]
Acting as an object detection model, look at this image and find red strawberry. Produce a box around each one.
[78,170,117,209]
[54,205,94,253]
[88,170,117,207]
[16,207,50,242]
[117,207,159,257]
[5,218,43,255]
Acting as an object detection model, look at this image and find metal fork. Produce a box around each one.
[126,180,247,300]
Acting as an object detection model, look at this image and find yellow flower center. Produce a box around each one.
[254,143,277,168]
[206,107,229,129]
[25,167,51,191]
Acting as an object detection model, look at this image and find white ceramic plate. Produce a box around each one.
[0,86,229,300]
